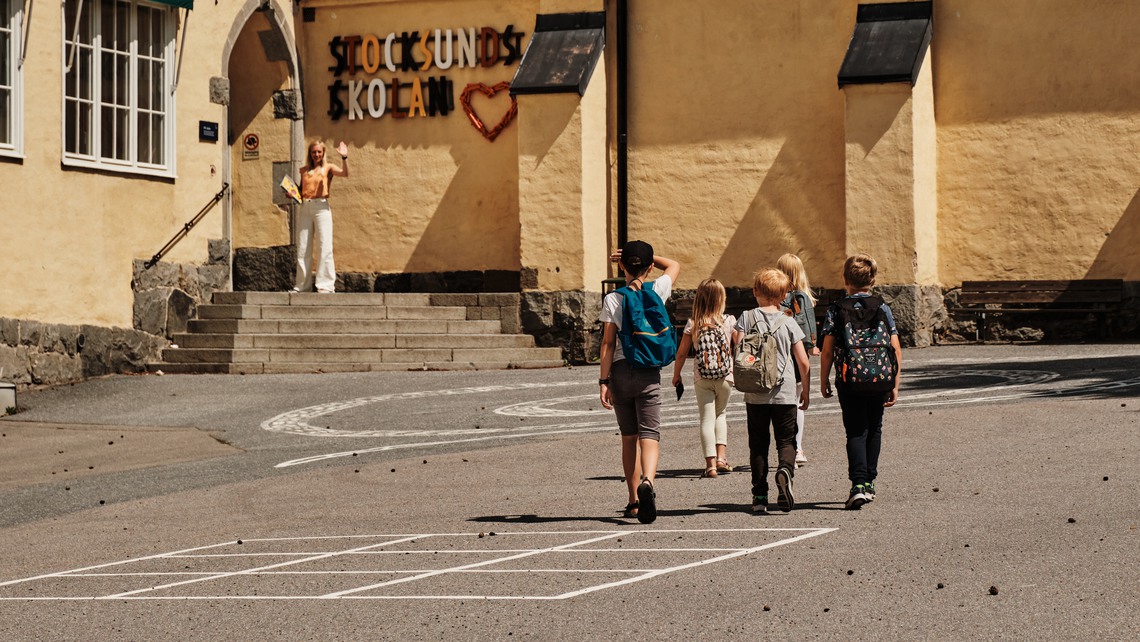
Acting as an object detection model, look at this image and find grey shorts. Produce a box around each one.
[610,359,662,441]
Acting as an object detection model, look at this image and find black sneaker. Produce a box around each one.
[775,467,794,512]
[751,495,768,514]
[636,479,657,524]
[844,484,868,510]
[864,481,876,502]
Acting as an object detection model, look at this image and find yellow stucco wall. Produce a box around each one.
[621,0,853,291]
[1,1,295,327]
[295,0,536,274]
[934,0,1140,284]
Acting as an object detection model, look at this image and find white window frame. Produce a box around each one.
[0,0,24,158]
[60,0,177,178]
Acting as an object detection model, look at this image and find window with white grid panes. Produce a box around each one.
[63,0,174,175]
[0,0,23,156]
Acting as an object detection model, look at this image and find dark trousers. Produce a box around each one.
[838,389,888,485]
[745,403,798,497]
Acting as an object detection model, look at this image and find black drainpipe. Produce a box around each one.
[616,0,629,247]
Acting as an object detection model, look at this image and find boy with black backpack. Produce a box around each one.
[819,254,903,510]
[733,268,811,514]
[599,240,681,524]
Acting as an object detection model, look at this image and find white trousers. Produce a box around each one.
[694,377,732,459]
[294,199,335,292]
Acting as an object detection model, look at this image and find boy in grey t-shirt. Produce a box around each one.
[735,268,811,513]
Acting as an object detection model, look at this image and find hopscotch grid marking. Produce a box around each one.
[0,529,835,601]
[103,534,427,599]
[320,531,632,598]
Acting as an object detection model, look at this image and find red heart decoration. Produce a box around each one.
[460,82,518,142]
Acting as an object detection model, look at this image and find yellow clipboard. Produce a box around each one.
[280,175,302,204]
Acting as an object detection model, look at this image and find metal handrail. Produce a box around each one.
[144,183,229,269]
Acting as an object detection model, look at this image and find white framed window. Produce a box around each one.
[0,0,23,157]
[62,0,175,176]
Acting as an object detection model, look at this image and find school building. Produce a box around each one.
[2,0,1138,386]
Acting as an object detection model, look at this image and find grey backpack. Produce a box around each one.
[733,310,788,393]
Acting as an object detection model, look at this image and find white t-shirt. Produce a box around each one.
[683,314,737,382]
[734,307,805,405]
[600,274,674,363]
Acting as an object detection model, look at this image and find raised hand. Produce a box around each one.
[337,141,348,158]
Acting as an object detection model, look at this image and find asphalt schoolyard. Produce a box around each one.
[0,343,1137,639]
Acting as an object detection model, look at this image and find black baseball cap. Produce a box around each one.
[621,240,654,272]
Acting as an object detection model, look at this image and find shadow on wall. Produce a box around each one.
[1087,188,1140,281]
[712,136,846,285]
[228,11,289,144]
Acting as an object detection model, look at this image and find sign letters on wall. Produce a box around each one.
[327,26,525,124]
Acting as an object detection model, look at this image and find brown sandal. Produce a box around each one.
[701,467,718,478]
[716,459,733,473]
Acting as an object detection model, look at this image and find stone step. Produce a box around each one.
[187,318,503,335]
[196,304,469,321]
[149,359,566,375]
[172,333,537,350]
[211,291,520,308]
[161,346,562,365]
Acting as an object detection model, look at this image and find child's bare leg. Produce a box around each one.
[639,438,660,484]
[622,435,641,503]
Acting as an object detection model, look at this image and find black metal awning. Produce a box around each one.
[838,2,931,87]
[150,0,194,9]
[510,12,605,96]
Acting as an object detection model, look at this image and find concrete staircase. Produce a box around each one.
[149,292,564,374]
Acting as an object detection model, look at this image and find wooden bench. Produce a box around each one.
[951,279,1123,342]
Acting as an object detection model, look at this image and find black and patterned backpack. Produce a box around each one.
[833,296,898,392]
[695,323,732,380]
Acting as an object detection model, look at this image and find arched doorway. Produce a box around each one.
[220,0,303,289]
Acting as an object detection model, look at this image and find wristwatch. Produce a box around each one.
[598,378,610,385]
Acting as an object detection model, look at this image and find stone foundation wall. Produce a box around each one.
[0,318,166,390]
[132,239,231,339]
[521,291,604,365]
[937,282,1140,343]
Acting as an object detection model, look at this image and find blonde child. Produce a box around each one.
[671,279,742,478]
[735,268,811,513]
[776,253,819,467]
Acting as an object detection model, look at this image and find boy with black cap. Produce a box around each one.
[599,240,681,524]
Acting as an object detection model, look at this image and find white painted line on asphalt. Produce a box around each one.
[0,528,836,601]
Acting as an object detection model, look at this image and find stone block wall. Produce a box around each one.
[132,239,231,340]
[0,318,166,390]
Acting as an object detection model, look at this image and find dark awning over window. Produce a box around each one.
[838,2,931,87]
[511,12,605,96]
[150,0,194,9]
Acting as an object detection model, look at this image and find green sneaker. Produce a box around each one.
[844,484,868,510]
[865,481,876,502]
[751,495,768,514]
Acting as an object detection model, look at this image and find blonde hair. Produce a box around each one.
[306,140,327,168]
[753,268,791,303]
[844,254,877,290]
[776,253,817,305]
[691,278,727,340]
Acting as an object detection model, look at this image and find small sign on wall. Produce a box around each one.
[199,121,219,143]
[242,133,260,160]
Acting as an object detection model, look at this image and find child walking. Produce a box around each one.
[777,253,819,467]
[671,278,741,478]
[735,268,811,513]
[819,254,902,510]
[599,240,681,524]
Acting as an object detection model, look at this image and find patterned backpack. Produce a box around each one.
[695,322,732,380]
[833,295,898,392]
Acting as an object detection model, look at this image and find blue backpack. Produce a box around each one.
[616,282,677,369]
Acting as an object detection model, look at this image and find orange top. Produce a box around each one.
[299,165,331,200]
